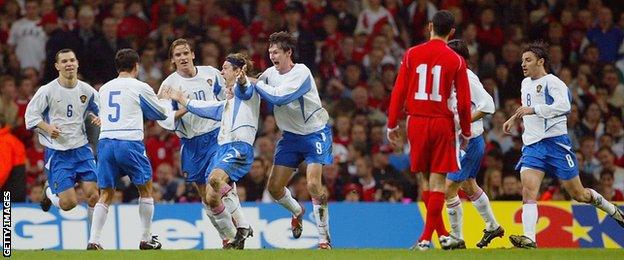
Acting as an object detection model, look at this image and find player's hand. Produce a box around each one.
[48,124,62,139]
[236,67,248,86]
[167,88,185,103]
[514,106,535,118]
[158,85,173,99]
[387,127,401,146]
[248,77,259,85]
[89,113,101,127]
[503,117,515,135]
[459,135,469,151]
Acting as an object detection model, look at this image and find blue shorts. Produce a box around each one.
[447,135,485,182]
[274,125,333,168]
[208,141,254,182]
[515,135,579,180]
[97,139,153,189]
[45,144,97,194]
[180,129,219,184]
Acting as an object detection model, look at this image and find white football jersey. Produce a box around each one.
[157,66,225,139]
[99,77,173,141]
[25,79,99,151]
[186,80,261,146]
[450,69,495,138]
[520,74,571,145]
[257,64,329,135]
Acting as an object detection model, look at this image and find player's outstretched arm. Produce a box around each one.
[254,67,311,105]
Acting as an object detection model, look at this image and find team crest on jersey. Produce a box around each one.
[207,79,213,86]
[80,95,87,103]
[536,85,542,93]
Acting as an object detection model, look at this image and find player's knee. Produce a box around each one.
[59,198,78,211]
[208,175,222,190]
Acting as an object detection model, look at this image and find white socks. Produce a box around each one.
[446,196,463,239]
[522,202,538,241]
[203,203,227,240]
[588,188,617,215]
[139,197,154,242]
[224,184,249,228]
[88,203,109,244]
[212,204,236,240]
[45,187,60,208]
[312,200,330,243]
[470,190,500,231]
[275,187,302,216]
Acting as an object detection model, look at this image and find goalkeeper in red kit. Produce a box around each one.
[386,10,472,250]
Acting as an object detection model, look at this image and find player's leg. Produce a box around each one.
[418,172,430,206]
[207,169,237,243]
[195,182,229,245]
[82,181,99,224]
[561,176,624,228]
[135,181,161,249]
[461,179,504,248]
[509,168,544,249]
[222,182,251,230]
[87,188,114,250]
[443,178,465,249]
[307,163,331,249]
[418,172,447,246]
[267,165,304,238]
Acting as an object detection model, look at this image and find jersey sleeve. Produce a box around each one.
[87,86,100,116]
[185,99,225,121]
[235,79,254,101]
[156,77,179,130]
[24,86,49,130]
[454,56,472,137]
[254,66,312,105]
[138,83,170,121]
[213,70,227,101]
[470,76,495,115]
[534,78,571,119]
[386,54,409,129]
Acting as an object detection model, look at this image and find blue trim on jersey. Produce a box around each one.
[213,76,222,100]
[255,76,312,105]
[87,94,99,115]
[139,95,167,120]
[172,100,179,111]
[234,83,254,101]
[100,128,143,132]
[186,102,223,121]
[304,107,324,123]
[230,124,256,132]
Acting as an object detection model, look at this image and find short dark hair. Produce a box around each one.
[431,10,455,37]
[115,48,139,73]
[523,41,550,72]
[447,39,469,61]
[55,49,75,63]
[269,31,296,53]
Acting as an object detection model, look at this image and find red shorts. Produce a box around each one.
[406,116,460,174]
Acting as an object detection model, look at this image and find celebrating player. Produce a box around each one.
[386,10,472,250]
[25,48,100,223]
[250,31,333,249]
[158,38,250,247]
[165,53,259,249]
[443,39,503,249]
[87,49,172,250]
[504,41,624,248]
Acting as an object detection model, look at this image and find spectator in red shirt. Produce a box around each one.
[118,1,150,43]
[476,8,504,53]
[353,156,378,202]
[25,134,44,186]
[599,169,624,201]
[145,124,180,177]
[13,77,34,145]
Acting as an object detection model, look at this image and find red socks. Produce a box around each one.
[420,191,448,241]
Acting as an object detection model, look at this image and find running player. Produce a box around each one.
[87,49,171,250]
[442,39,503,249]
[250,31,333,249]
[25,48,100,223]
[504,41,624,248]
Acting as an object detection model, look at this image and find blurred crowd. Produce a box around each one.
[1,0,623,205]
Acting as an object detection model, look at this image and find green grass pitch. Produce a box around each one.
[9,249,624,260]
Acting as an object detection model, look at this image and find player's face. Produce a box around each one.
[55,52,79,79]
[221,61,238,83]
[269,44,292,71]
[521,51,543,78]
[171,44,195,74]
